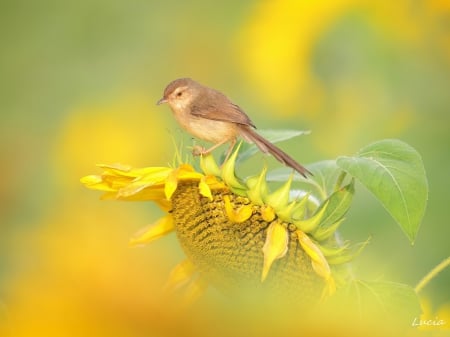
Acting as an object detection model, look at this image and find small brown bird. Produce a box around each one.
[157,78,311,177]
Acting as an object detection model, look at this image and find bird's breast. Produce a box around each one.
[174,112,238,143]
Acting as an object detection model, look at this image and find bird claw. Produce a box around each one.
[192,145,207,157]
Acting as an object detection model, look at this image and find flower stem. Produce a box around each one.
[414,256,450,294]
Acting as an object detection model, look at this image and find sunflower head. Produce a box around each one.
[81,143,358,304]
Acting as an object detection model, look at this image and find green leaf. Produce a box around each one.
[236,129,310,163]
[335,280,421,326]
[336,139,428,244]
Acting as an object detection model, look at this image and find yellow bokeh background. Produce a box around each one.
[1,1,448,336]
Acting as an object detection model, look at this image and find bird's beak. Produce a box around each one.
[156,97,167,105]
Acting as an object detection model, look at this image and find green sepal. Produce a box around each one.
[293,200,329,233]
[264,173,293,212]
[221,142,247,191]
[246,165,268,206]
[276,200,298,223]
[290,192,311,220]
[312,218,345,242]
[200,153,221,177]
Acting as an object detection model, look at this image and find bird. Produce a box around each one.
[157,78,311,178]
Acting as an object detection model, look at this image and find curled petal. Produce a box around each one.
[118,182,154,198]
[129,215,174,246]
[296,229,330,277]
[199,176,213,200]
[164,259,196,293]
[164,170,178,200]
[80,175,116,192]
[261,205,276,222]
[297,229,335,295]
[165,165,206,200]
[321,276,336,299]
[224,195,253,223]
[176,164,204,180]
[262,221,289,282]
[97,163,133,172]
[154,199,173,212]
[203,175,226,190]
[110,186,166,201]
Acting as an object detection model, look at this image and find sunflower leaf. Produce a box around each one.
[336,139,428,244]
[335,280,421,325]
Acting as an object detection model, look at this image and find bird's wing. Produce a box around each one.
[190,90,256,128]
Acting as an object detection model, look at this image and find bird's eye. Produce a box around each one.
[176,91,183,97]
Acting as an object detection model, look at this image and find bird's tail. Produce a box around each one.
[239,125,312,178]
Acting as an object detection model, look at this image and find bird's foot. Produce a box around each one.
[192,145,208,157]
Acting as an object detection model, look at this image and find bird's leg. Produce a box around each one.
[222,138,237,164]
[191,138,230,157]
[191,138,237,166]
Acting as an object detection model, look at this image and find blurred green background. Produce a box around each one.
[1,0,449,336]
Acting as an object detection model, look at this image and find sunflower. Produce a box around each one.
[81,143,356,305]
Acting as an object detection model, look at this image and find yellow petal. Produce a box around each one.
[223,195,253,223]
[164,170,179,200]
[203,175,226,190]
[98,162,132,171]
[113,186,166,201]
[80,175,117,192]
[164,164,207,200]
[80,174,102,185]
[320,276,336,299]
[296,230,331,281]
[129,215,174,246]
[133,166,172,179]
[199,176,213,200]
[98,164,170,179]
[118,181,155,198]
[96,163,133,176]
[261,205,276,222]
[261,221,289,282]
[154,199,173,212]
[83,165,175,195]
[164,259,196,293]
[176,164,204,180]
